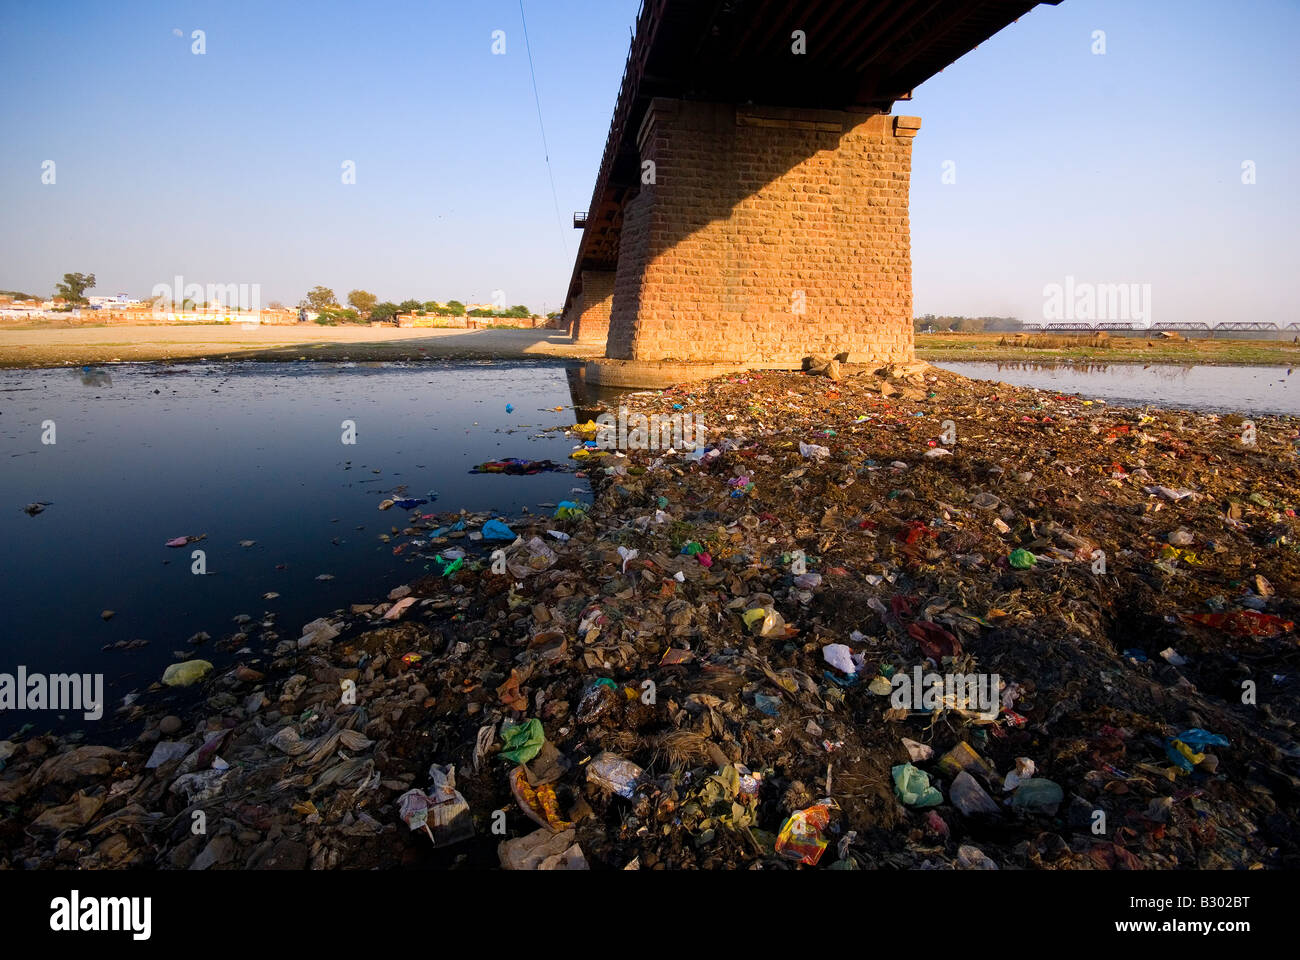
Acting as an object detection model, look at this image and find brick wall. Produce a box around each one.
[604,98,919,365]
[572,269,615,344]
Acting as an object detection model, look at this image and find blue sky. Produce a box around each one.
[1,0,1296,324]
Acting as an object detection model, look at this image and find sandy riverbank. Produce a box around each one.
[0,325,603,368]
[2,325,1297,370]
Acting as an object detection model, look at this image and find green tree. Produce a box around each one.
[305,286,338,312]
[445,300,466,316]
[347,289,377,318]
[370,301,400,322]
[56,272,96,305]
[398,299,422,314]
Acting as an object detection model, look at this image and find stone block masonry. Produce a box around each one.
[602,98,919,367]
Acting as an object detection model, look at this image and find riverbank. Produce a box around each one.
[1,364,1297,870]
[0,324,603,368]
[2,324,1298,370]
[917,332,1300,366]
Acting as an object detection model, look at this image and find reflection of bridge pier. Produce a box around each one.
[563,0,1062,386]
[564,362,627,424]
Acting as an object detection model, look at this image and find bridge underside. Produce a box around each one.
[566,0,1057,385]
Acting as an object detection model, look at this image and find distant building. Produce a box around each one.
[87,294,141,310]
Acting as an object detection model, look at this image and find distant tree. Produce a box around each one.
[370,301,400,322]
[347,289,377,318]
[467,308,494,318]
[505,304,532,318]
[305,286,339,312]
[445,300,466,316]
[398,299,422,314]
[0,289,40,301]
[268,300,286,311]
[56,272,96,305]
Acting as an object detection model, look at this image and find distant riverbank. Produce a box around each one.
[916,332,1300,366]
[0,324,603,368]
[0,324,1297,370]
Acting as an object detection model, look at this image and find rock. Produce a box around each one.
[159,715,183,735]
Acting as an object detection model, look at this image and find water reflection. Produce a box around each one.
[938,361,1298,415]
[77,365,112,387]
[0,360,591,734]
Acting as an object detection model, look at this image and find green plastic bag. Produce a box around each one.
[1009,548,1037,570]
[1008,778,1064,815]
[892,762,943,807]
[500,718,545,764]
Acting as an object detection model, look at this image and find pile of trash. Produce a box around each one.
[2,363,1298,870]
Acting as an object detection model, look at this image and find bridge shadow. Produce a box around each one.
[183,327,603,363]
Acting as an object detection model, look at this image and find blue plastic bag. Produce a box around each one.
[482,518,515,540]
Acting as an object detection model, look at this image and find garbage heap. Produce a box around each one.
[2,364,1298,870]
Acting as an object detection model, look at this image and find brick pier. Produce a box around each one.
[593,100,919,378]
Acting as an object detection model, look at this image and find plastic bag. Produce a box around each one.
[161,660,213,687]
[892,763,943,807]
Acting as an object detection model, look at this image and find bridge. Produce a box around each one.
[564,0,1063,385]
[1007,321,1297,338]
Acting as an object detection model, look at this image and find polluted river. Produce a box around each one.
[0,358,1297,872]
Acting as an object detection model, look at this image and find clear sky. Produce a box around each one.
[1,0,1296,324]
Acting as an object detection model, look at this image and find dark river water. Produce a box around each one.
[0,361,595,736]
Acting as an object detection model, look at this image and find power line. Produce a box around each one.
[518,0,568,262]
